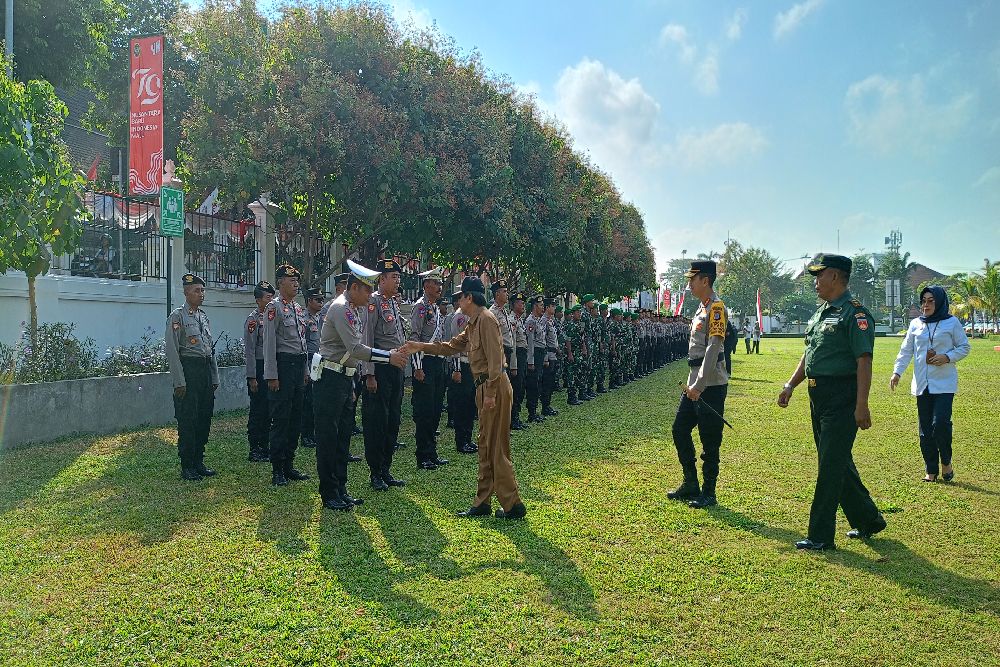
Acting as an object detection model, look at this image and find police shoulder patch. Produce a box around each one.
[850,299,863,308]
[857,318,869,331]
[368,303,376,312]
[267,307,276,321]
[248,320,257,333]
[172,321,180,330]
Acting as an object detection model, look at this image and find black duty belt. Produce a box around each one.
[546,347,558,353]
[504,345,513,355]
[688,353,725,368]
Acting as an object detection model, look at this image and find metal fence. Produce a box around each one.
[184,210,259,289]
[75,192,167,280]
[75,191,260,289]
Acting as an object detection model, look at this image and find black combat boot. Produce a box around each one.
[688,478,717,508]
[668,467,700,500]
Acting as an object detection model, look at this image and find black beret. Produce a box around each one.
[461,276,486,294]
[684,260,716,280]
[490,279,509,293]
[334,272,350,284]
[808,253,852,275]
[304,288,325,300]
[182,273,205,287]
[511,291,527,303]
[276,264,300,279]
[254,280,275,295]
[378,259,402,274]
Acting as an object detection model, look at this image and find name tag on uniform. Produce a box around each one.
[822,317,839,325]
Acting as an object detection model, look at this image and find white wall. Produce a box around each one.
[0,271,256,353]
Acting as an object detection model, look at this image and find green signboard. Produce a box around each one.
[160,186,184,237]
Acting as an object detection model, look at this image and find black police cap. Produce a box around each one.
[808,254,852,276]
[684,260,717,280]
[276,264,301,279]
[182,273,206,287]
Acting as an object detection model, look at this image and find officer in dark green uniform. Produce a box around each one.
[777,253,886,551]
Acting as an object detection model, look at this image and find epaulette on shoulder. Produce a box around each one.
[850,299,863,308]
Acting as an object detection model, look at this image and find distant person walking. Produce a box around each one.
[752,321,761,354]
[743,319,752,354]
[890,285,971,482]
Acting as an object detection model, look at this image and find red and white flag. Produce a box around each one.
[674,291,685,316]
[86,154,101,181]
[756,288,763,334]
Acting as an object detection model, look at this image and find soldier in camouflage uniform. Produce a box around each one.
[563,304,585,405]
[578,294,596,400]
[595,303,610,393]
[554,305,567,391]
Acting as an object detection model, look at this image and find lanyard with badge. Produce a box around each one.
[926,322,939,362]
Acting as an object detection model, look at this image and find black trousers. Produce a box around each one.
[541,351,556,409]
[448,362,476,448]
[268,353,305,472]
[247,358,269,455]
[917,390,954,474]
[807,376,881,544]
[174,356,214,468]
[672,383,728,491]
[525,348,546,417]
[511,347,528,423]
[362,364,403,476]
[300,380,315,443]
[313,368,355,502]
[413,356,445,461]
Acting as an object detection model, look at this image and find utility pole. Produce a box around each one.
[884,229,902,330]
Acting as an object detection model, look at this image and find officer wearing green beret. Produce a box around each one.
[778,254,886,550]
[563,305,585,405]
[166,273,219,481]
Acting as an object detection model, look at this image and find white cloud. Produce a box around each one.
[390,0,433,33]
[845,74,975,155]
[669,122,768,169]
[694,52,719,95]
[659,23,697,64]
[972,166,1000,190]
[726,8,748,41]
[554,59,661,167]
[774,0,825,40]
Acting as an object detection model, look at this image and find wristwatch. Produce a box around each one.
[783,382,795,391]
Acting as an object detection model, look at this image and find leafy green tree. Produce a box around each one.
[716,241,793,316]
[0,60,89,345]
[977,260,1000,330]
[848,253,878,315]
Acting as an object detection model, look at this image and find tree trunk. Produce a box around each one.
[28,274,39,351]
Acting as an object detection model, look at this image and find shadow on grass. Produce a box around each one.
[710,506,1000,617]
[0,437,93,516]
[948,481,1000,497]
[316,510,439,625]
[33,429,314,551]
[482,520,599,622]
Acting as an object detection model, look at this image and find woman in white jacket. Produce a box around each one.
[890,285,971,482]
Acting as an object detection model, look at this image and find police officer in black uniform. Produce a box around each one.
[244,280,274,462]
[165,273,219,481]
[262,264,311,486]
[778,254,886,550]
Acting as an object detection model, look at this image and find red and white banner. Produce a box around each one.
[756,288,763,334]
[674,291,685,316]
[128,35,164,195]
[662,288,671,312]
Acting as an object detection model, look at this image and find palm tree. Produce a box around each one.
[951,273,982,330]
[977,260,1000,333]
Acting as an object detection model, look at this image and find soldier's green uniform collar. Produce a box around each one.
[824,290,853,309]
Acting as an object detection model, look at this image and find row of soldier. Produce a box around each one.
[166,261,689,510]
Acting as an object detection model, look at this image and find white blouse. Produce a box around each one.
[892,316,971,395]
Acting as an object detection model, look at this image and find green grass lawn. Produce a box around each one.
[1,338,998,666]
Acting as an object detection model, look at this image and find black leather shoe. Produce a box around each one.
[300,437,316,449]
[435,430,442,437]
[418,460,438,470]
[568,398,583,406]
[352,425,363,436]
[587,391,598,399]
[446,419,454,428]
[432,457,450,466]
[271,472,288,486]
[284,468,310,481]
[511,420,528,430]
[847,517,887,539]
[348,453,362,463]
[249,450,270,463]
[322,493,352,511]
[495,502,527,520]
[457,503,492,518]
[529,415,545,424]
[195,464,216,477]
[382,473,406,487]
[667,480,700,500]
[542,407,558,417]
[596,386,607,394]
[340,487,363,506]
[370,475,389,491]
[181,468,203,481]
[795,539,836,551]
[688,494,717,509]
[579,393,592,401]
[459,443,478,453]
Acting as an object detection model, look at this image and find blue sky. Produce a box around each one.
[196,1,1000,278]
